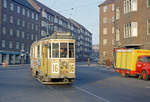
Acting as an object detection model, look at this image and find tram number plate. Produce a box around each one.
[69,63,75,73]
[52,63,59,73]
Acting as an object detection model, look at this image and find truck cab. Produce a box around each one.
[136,56,150,80]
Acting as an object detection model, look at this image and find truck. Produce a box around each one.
[114,49,150,80]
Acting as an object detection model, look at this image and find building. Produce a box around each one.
[98,0,115,64]
[0,0,92,64]
[114,0,150,50]
[0,0,40,64]
[92,44,99,61]
[33,0,92,61]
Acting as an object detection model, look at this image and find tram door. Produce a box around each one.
[42,45,48,74]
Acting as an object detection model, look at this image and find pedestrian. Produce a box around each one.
[88,57,90,66]
[106,59,111,69]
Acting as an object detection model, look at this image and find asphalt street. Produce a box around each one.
[0,63,150,102]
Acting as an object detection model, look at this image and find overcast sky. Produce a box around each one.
[38,0,105,45]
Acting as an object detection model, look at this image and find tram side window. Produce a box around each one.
[60,43,67,58]
[69,43,74,58]
[37,45,40,58]
[52,43,59,58]
[48,44,51,58]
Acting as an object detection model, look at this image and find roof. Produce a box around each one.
[69,18,92,35]
[98,0,116,7]
[41,32,74,40]
[13,0,38,12]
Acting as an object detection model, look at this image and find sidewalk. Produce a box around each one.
[0,64,30,68]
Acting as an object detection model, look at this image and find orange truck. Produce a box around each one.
[114,49,150,80]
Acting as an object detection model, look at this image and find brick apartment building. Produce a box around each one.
[99,0,150,64]
[115,0,150,49]
[0,0,41,64]
[0,0,92,65]
[99,0,115,64]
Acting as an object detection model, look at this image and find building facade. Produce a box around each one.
[115,0,150,49]
[99,0,150,64]
[99,0,115,64]
[0,0,92,64]
[0,0,40,64]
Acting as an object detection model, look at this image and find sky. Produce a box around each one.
[38,0,105,45]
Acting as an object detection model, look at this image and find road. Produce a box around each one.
[0,63,150,102]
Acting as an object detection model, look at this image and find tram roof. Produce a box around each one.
[41,32,75,40]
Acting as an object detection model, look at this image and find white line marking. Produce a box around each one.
[145,86,150,89]
[75,86,110,102]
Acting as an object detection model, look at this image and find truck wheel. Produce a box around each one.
[142,71,148,81]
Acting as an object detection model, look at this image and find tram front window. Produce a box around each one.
[69,43,74,58]
[60,43,67,58]
[52,43,59,58]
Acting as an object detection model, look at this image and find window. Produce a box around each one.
[16,42,19,49]
[2,14,7,22]
[22,20,25,27]
[124,0,137,14]
[3,0,7,8]
[116,29,120,41]
[116,7,120,20]
[17,19,20,25]
[32,24,34,30]
[131,0,137,11]
[2,40,5,48]
[54,17,59,23]
[35,25,38,31]
[112,16,115,22]
[103,17,107,24]
[103,6,107,12]
[17,30,20,37]
[48,44,51,58]
[10,16,13,23]
[148,0,150,7]
[112,4,115,11]
[9,41,13,48]
[17,6,20,13]
[112,27,115,33]
[27,10,30,17]
[22,31,25,38]
[124,23,131,38]
[147,19,150,35]
[52,43,59,58]
[103,39,108,45]
[31,34,34,40]
[60,43,67,58]
[69,43,74,58]
[21,43,24,50]
[32,12,34,19]
[131,22,138,37]
[22,8,25,15]
[103,51,106,57]
[10,3,14,11]
[36,14,38,20]
[10,29,13,36]
[103,28,108,35]
[2,27,6,35]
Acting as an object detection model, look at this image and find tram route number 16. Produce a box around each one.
[52,63,59,73]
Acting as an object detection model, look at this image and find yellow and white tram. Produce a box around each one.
[30,32,75,84]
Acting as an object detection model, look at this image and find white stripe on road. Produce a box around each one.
[75,86,110,102]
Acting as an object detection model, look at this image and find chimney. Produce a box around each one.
[28,0,41,12]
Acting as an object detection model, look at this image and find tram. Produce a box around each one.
[30,32,75,84]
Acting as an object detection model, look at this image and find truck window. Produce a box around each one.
[60,43,67,58]
[144,57,150,62]
[138,57,143,62]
